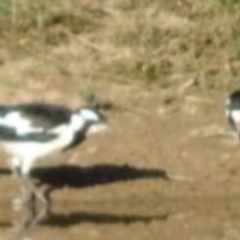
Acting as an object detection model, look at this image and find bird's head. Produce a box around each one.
[78,107,107,135]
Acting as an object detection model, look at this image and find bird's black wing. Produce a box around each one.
[0,103,73,142]
[0,125,57,142]
[13,103,73,129]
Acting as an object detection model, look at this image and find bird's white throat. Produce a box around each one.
[87,123,108,136]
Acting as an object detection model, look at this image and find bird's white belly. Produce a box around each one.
[1,132,74,160]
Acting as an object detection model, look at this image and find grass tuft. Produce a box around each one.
[219,0,239,10]
[0,0,240,90]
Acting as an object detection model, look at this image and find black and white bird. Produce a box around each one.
[0,102,107,208]
[226,90,240,137]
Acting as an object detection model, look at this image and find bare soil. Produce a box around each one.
[0,78,239,240]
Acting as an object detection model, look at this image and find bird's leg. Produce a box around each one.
[14,200,47,240]
[10,157,49,210]
[10,157,34,210]
[10,157,22,184]
[21,173,48,206]
[21,159,49,207]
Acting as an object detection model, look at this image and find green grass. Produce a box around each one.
[219,0,240,9]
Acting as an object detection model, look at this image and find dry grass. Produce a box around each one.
[0,0,240,92]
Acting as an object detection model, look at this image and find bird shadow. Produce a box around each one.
[0,168,10,175]
[0,163,168,207]
[31,164,168,191]
[43,210,169,227]
[0,164,168,188]
[0,210,170,229]
[0,165,169,239]
[13,204,169,240]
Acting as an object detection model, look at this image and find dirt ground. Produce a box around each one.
[0,78,239,240]
[1,0,240,239]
